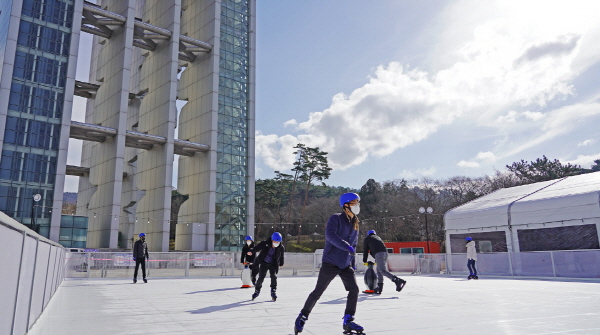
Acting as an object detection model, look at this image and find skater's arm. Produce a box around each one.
[325,215,351,251]
[279,245,285,267]
[240,246,246,263]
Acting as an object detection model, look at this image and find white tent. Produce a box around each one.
[445,171,600,253]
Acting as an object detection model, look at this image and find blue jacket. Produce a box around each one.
[322,213,358,269]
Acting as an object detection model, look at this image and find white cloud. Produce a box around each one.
[495,111,518,123]
[476,151,497,161]
[457,160,480,168]
[496,110,545,124]
[283,119,298,128]
[522,111,545,121]
[256,1,600,171]
[562,153,600,167]
[578,139,595,147]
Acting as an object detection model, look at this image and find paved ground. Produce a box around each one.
[28,275,600,335]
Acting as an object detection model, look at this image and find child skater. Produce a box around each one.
[241,235,256,284]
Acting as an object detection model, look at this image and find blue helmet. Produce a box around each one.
[339,192,360,207]
[367,230,376,236]
[271,232,282,242]
[245,235,253,241]
[465,236,472,241]
[139,233,146,237]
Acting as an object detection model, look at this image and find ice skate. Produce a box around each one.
[143,278,147,283]
[251,289,260,301]
[392,277,406,292]
[473,275,478,280]
[294,312,308,334]
[133,278,137,284]
[342,314,365,334]
[374,283,383,295]
[271,288,277,301]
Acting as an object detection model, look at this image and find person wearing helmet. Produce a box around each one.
[241,235,256,284]
[465,237,478,279]
[132,233,149,283]
[363,230,406,294]
[294,192,364,335]
[248,232,285,301]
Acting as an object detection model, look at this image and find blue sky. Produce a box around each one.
[254,0,600,189]
[66,1,600,192]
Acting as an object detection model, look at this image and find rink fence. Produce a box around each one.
[64,250,600,280]
[0,216,65,335]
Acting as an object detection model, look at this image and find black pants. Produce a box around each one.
[134,258,146,279]
[254,261,278,290]
[301,262,359,316]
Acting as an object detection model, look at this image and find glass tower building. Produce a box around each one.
[0,0,255,251]
[0,0,76,240]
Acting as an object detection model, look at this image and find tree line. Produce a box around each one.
[255,147,600,250]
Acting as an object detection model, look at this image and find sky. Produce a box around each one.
[66,0,600,192]
[254,0,600,190]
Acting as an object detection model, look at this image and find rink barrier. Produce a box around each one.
[0,214,66,335]
[447,250,600,278]
[63,250,600,280]
[63,252,443,279]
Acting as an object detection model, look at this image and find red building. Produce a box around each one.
[384,241,441,254]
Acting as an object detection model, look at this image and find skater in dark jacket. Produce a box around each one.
[294,193,364,335]
[249,232,285,301]
[132,233,149,283]
[363,230,406,294]
[241,235,256,284]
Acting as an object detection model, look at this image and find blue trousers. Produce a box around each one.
[467,259,477,276]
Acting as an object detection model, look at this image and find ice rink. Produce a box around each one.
[28,275,600,335]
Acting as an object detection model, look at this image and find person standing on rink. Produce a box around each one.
[294,192,364,335]
[466,237,478,279]
[133,233,149,283]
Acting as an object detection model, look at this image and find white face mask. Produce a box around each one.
[272,242,280,248]
[246,240,252,245]
[350,204,360,215]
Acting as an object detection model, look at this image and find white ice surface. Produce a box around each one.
[28,275,600,335]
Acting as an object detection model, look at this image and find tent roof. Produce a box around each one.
[445,171,600,231]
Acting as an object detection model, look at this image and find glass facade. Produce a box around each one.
[214,0,250,251]
[0,1,14,80]
[1,0,73,237]
[59,214,88,248]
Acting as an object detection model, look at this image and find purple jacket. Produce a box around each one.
[322,213,358,269]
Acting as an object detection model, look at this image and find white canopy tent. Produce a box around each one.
[445,171,600,253]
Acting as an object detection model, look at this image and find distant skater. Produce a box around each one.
[363,230,406,294]
[294,192,365,335]
[133,233,149,283]
[466,237,478,279]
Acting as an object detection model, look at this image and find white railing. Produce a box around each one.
[64,252,448,279]
[447,250,600,278]
[63,250,600,280]
[0,214,66,335]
